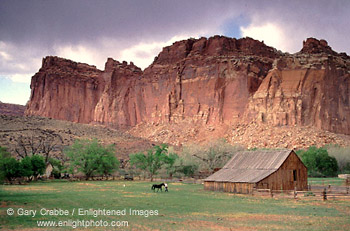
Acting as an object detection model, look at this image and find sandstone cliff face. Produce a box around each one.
[93,58,143,127]
[92,36,277,127]
[25,36,350,139]
[247,38,350,135]
[137,36,277,125]
[26,56,104,123]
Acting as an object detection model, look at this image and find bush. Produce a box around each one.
[297,146,339,177]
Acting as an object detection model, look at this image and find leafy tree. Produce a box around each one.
[65,139,119,180]
[20,156,33,178]
[48,158,64,179]
[178,164,198,177]
[315,151,338,177]
[30,155,46,180]
[163,152,179,179]
[129,144,172,181]
[298,146,339,177]
[0,146,11,182]
[1,157,21,183]
[97,153,120,178]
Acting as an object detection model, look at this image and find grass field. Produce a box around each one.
[308,177,346,186]
[1,180,350,230]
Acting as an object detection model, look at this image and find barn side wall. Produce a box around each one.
[204,181,255,194]
[256,151,308,191]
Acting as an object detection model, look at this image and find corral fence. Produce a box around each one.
[252,185,350,201]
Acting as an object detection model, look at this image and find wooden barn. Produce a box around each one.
[204,150,307,194]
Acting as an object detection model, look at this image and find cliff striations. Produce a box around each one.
[247,38,350,135]
[25,36,350,147]
[26,57,104,123]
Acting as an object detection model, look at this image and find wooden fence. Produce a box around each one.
[252,185,350,201]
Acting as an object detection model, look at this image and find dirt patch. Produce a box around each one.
[182,220,257,231]
[0,201,8,207]
[76,183,96,186]
[3,186,56,191]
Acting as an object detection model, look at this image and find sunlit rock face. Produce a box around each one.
[26,36,350,135]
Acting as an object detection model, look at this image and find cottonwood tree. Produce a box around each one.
[129,144,175,181]
[65,139,119,180]
[14,133,63,163]
[0,146,46,183]
[183,139,243,172]
[298,146,339,177]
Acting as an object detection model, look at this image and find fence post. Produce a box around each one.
[270,189,273,198]
[347,186,349,194]
[328,184,331,193]
[323,188,327,201]
[294,186,297,200]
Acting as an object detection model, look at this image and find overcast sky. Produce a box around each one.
[1,0,349,105]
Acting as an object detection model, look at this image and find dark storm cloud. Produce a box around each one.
[1,0,350,105]
[1,0,349,53]
[0,0,241,47]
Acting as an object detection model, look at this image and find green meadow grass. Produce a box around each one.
[1,180,350,230]
[308,177,346,186]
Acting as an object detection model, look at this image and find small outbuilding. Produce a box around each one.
[204,150,307,194]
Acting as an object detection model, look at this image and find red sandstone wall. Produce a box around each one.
[25,37,350,135]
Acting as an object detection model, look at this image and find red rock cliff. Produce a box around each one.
[247,38,350,135]
[26,56,104,123]
[25,37,350,136]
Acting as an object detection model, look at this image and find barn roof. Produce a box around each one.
[205,150,293,183]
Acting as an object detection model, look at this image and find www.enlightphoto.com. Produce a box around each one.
[1,0,350,230]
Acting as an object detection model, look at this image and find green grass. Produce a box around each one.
[308,177,346,186]
[1,180,350,230]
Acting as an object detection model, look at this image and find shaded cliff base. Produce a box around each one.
[128,120,350,149]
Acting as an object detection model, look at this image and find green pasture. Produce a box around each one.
[308,177,346,186]
[1,180,350,230]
